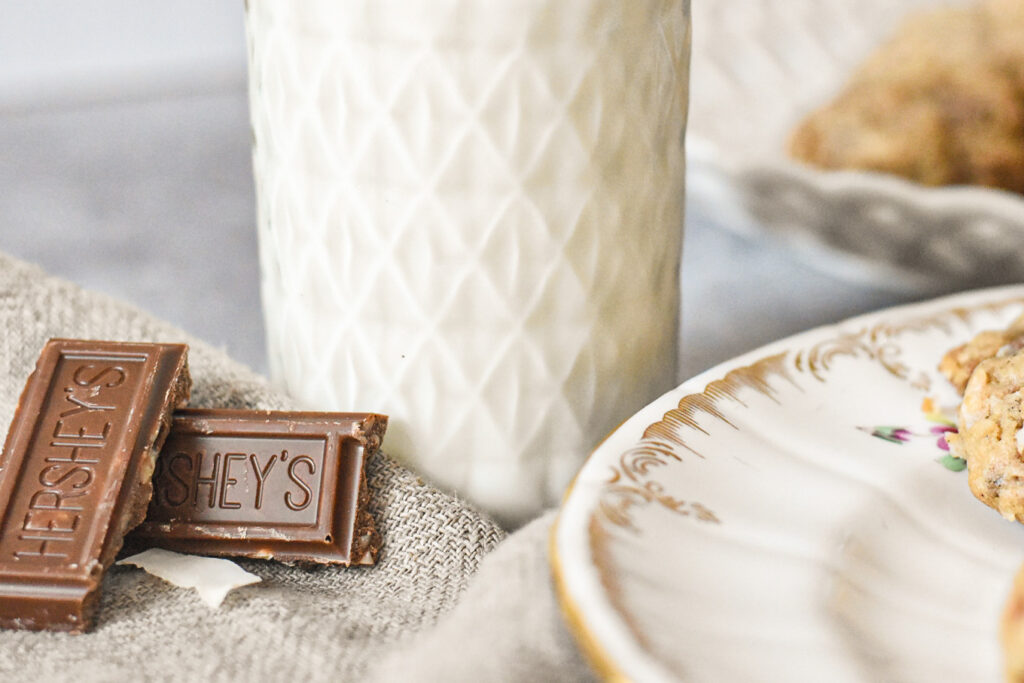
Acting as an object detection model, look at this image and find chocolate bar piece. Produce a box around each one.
[131,410,385,566]
[0,339,190,632]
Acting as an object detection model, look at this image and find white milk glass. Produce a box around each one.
[247,0,690,526]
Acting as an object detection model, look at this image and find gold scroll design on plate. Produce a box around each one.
[595,295,1024,533]
[596,351,793,532]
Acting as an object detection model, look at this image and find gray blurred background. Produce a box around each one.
[0,1,908,383]
[0,2,265,369]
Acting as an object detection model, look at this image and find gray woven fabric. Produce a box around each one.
[371,511,592,683]
[0,252,510,681]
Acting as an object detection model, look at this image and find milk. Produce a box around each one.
[247,0,690,526]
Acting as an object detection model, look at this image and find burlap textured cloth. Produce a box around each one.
[0,252,591,681]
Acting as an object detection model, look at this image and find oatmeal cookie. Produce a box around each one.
[947,350,1024,520]
[789,0,1024,193]
[940,313,1024,394]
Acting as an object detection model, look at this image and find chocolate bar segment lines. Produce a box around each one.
[0,339,191,632]
[132,410,385,566]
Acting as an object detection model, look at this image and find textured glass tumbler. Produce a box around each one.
[247,0,690,526]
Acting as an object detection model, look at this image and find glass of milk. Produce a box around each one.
[247,0,690,526]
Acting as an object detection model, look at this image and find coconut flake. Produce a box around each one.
[118,548,261,608]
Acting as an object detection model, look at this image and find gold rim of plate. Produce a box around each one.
[549,490,631,683]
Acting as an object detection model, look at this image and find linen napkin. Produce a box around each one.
[0,251,591,681]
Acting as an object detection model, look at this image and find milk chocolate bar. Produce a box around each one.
[0,339,191,632]
[131,410,385,566]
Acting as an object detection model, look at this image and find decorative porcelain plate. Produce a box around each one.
[552,286,1024,682]
[688,0,1024,292]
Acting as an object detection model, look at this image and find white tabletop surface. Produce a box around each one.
[0,87,952,385]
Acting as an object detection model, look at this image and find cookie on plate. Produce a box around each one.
[789,0,1024,193]
[940,313,1024,394]
[948,350,1024,520]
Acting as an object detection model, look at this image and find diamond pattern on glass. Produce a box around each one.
[247,0,689,524]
